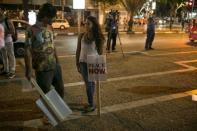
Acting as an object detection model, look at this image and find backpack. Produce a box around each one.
[4,17,17,42]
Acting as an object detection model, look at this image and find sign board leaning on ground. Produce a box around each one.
[31,79,72,126]
[87,55,107,81]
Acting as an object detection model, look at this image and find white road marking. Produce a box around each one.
[58,55,75,58]
[149,50,197,57]
[57,51,141,58]
[57,50,197,58]
[14,51,197,66]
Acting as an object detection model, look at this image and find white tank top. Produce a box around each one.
[5,34,12,43]
[79,36,98,63]
[2,20,12,43]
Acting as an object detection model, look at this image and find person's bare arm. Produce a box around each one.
[54,47,59,64]
[7,19,15,35]
[98,38,104,55]
[24,29,32,80]
[24,44,32,80]
[76,33,83,73]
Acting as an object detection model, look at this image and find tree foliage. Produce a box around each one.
[157,0,186,16]
[157,0,186,30]
[119,0,146,16]
[94,0,120,5]
[119,0,146,32]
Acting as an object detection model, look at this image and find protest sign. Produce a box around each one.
[87,55,107,81]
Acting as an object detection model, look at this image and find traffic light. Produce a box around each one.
[187,0,194,11]
[188,0,193,6]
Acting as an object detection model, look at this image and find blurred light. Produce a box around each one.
[152,2,156,10]
[187,0,193,6]
[73,0,85,9]
[189,12,197,18]
[28,10,36,25]
[159,20,163,24]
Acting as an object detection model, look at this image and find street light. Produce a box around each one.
[73,0,85,9]
[73,0,85,34]
[28,10,36,25]
[145,0,156,17]
[152,1,156,10]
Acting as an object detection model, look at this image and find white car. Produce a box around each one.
[52,19,70,30]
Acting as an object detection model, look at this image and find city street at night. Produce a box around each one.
[0,32,197,130]
[1,0,197,130]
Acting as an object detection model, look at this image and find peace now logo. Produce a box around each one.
[88,63,106,74]
[87,55,107,81]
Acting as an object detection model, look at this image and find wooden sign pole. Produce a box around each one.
[96,81,101,117]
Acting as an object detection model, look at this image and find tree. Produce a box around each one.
[95,0,120,5]
[94,0,120,12]
[22,0,29,21]
[120,0,146,32]
[93,0,120,26]
[157,0,186,30]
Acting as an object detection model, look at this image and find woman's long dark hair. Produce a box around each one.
[87,16,105,54]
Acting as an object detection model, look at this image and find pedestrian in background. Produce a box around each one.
[0,12,5,69]
[181,20,185,31]
[106,10,118,52]
[0,11,5,49]
[123,17,127,31]
[76,16,104,113]
[127,18,133,33]
[0,8,16,79]
[25,3,64,98]
[145,17,155,50]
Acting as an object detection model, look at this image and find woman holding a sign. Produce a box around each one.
[76,16,104,113]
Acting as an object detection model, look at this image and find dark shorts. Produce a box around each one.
[35,64,64,98]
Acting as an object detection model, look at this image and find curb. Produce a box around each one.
[57,31,186,36]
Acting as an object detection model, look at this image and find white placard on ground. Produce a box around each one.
[31,79,72,126]
[36,99,58,126]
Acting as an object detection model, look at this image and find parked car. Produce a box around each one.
[52,19,70,30]
[12,19,30,57]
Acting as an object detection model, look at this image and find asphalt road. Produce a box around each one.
[54,33,189,55]
[0,33,197,130]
